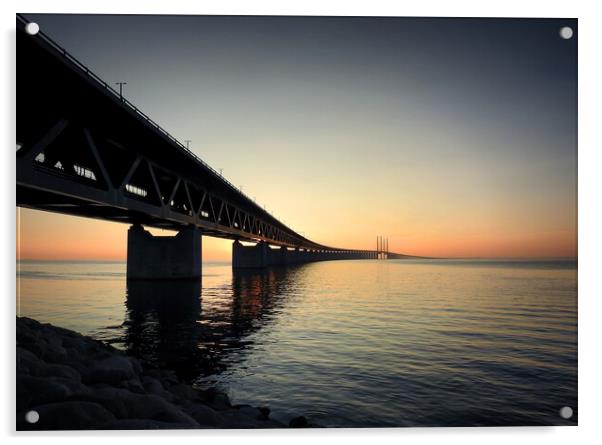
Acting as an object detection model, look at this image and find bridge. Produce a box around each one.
[16,16,409,279]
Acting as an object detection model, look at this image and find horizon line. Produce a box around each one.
[16,256,578,262]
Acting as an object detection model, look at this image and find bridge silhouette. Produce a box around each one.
[16,15,411,279]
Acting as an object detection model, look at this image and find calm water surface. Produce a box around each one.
[17,259,577,427]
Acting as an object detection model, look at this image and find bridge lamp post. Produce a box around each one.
[115,82,127,100]
[184,140,192,149]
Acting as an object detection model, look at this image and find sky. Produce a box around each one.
[17,15,577,260]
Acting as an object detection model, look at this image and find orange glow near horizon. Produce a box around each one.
[17,204,576,262]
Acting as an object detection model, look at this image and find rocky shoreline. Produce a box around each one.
[16,317,312,430]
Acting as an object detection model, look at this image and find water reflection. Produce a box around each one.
[123,267,297,382]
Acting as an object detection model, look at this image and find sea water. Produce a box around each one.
[16,259,577,427]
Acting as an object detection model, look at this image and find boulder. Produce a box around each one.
[167,383,201,402]
[17,376,72,410]
[258,407,271,420]
[187,403,224,427]
[84,387,198,426]
[18,401,116,430]
[83,355,136,384]
[120,377,146,394]
[142,376,164,395]
[45,364,81,382]
[208,392,231,411]
[218,409,284,429]
[145,368,180,387]
[99,418,195,430]
[289,416,309,428]
[16,347,47,377]
[235,404,267,420]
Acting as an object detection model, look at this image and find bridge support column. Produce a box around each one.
[127,224,201,280]
[278,246,289,266]
[232,240,269,268]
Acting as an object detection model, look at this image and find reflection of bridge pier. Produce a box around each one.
[124,279,202,380]
[123,267,294,382]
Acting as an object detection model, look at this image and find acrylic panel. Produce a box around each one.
[16,14,577,430]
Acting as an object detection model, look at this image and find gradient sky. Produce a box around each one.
[17,15,577,260]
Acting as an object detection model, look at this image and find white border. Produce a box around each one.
[3,1,601,444]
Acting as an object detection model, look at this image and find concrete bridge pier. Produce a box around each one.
[127,224,202,280]
[278,246,289,266]
[232,241,378,268]
[232,240,268,268]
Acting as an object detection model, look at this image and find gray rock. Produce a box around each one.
[19,401,116,430]
[218,409,284,429]
[209,393,231,411]
[44,332,67,354]
[120,377,146,394]
[167,383,201,402]
[16,346,41,363]
[17,332,46,357]
[16,321,42,346]
[146,368,179,386]
[142,376,164,395]
[85,387,198,426]
[289,416,309,428]
[45,364,81,382]
[17,376,72,410]
[82,387,132,418]
[99,419,195,430]
[60,335,86,353]
[258,407,271,419]
[16,347,47,377]
[235,405,266,420]
[187,403,224,427]
[129,357,143,375]
[84,355,136,384]
[51,377,89,397]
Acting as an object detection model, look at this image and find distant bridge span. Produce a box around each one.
[16,15,409,278]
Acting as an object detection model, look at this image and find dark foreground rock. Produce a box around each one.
[289,415,309,428]
[16,317,310,430]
